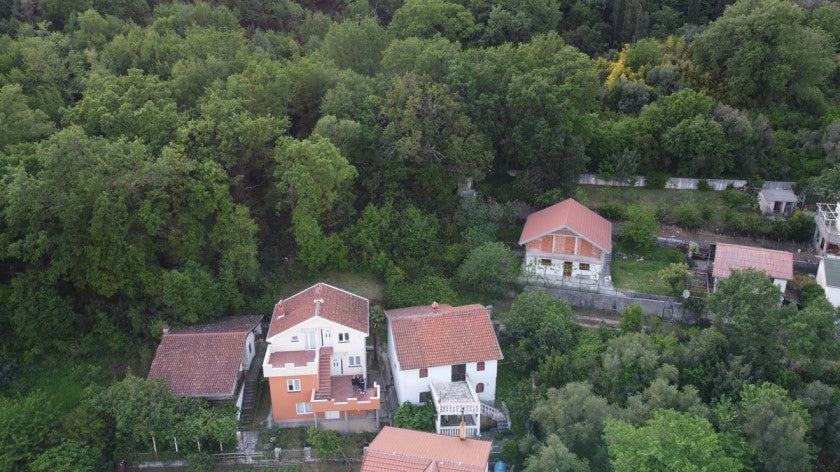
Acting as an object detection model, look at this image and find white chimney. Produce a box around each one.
[161,324,169,335]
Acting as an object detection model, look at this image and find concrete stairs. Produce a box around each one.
[480,401,511,432]
[314,347,333,400]
[239,339,267,429]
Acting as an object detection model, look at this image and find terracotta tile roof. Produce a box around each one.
[268,350,316,368]
[386,304,502,370]
[518,198,612,252]
[361,427,491,472]
[171,315,262,335]
[713,242,794,280]
[267,283,369,339]
[148,331,248,398]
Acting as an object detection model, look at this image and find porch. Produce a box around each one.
[430,380,481,437]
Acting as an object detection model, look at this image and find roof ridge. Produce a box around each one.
[366,449,487,469]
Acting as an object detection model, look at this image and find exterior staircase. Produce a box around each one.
[314,347,333,400]
[238,339,267,429]
[480,401,511,432]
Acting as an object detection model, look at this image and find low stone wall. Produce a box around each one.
[577,174,794,192]
[526,286,693,323]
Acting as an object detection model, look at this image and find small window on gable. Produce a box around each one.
[540,258,552,266]
[338,333,350,343]
[419,368,428,378]
[477,361,485,371]
[476,383,484,393]
[291,336,299,342]
[579,263,590,271]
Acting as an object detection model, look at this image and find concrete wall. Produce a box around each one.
[817,260,840,307]
[577,174,794,192]
[526,286,691,322]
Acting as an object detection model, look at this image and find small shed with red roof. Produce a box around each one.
[519,198,612,281]
[712,242,794,293]
[147,315,263,407]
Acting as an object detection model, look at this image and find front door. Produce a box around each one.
[322,328,332,346]
[563,261,573,276]
[331,357,343,375]
[305,331,317,350]
[452,364,466,382]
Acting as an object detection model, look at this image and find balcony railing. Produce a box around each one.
[438,425,480,438]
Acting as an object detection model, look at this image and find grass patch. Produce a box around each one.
[610,242,686,296]
[3,355,114,413]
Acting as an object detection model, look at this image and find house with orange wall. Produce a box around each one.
[262,283,380,428]
[519,198,612,281]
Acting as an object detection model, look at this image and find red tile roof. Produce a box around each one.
[148,332,248,398]
[713,243,794,280]
[268,350,316,368]
[386,304,502,370]
[268,283,369,339]
[518,198,612,252]
[361,426,491,472]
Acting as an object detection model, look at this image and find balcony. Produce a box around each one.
[311,376,380,413]
[262,349,317,377]
[816,203,840,253]
[429,379,480,416]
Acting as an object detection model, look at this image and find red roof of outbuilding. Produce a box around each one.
[386,304,502,370]
[267,283,369,339]
[361,426,491,472]
[147,316,260,398]
[713,243,794,280]
[518,198,612,252]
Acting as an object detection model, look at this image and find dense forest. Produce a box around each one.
[1,0,840,470]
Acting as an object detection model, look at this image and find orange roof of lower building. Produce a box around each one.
[386,303,502,370]
[361,427,491,472]
[712,242,794,280]
[518,198,612,252]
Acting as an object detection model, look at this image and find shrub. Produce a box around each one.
[620,303,644,333]
[676,203,703,229]
[622,204,659,248]
[644,172,669,189]
[394,402,436,432]
[787,210,816,242]
[456,242,521,297]
[697,179,711,191]
[658,262,691,296]
[306,427,340,458]
[799,284,827,308]
[599,202,627,220]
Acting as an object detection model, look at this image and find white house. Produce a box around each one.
[385,302,505,437]
[816,257,840,307]
[262,283,380,427]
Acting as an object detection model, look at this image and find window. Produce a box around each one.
[579,263,590,271]
[476,383,484,393]
[295,402,312,414]
[287,379,301,392]
[419,368,428,378]
[419,391,432,403]
[348,355,362,367]
[477,361,485,371]
[540,258,552,266]
[338,333,350,343]
[290,336,299,342]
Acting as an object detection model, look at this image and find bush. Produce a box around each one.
[456,242,521,297]
[657,262,691,296]
[644,172,669,189]
[622,204,659,249]
[599,202,627,220]
[394,402,436,432]
[676,203,703,229]
[787,210,816,242]
[721,188,753,209]
[697,179,711,191]
[620,304,644,333]
[799,284,827,308]
[306,427,340,458]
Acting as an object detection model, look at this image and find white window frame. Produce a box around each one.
[348,355,362,367]
[338,332,350,343]
[291,335,299,342]
[295,402,312,414]
[287,379,301,392]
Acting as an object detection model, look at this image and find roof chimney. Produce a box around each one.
[275,302,285,319]
[314,298,324,316]
[458,415,466,440]
[431,301,439,311]
[161,324,169,335]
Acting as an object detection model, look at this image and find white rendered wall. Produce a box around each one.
[265,316,368,378]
